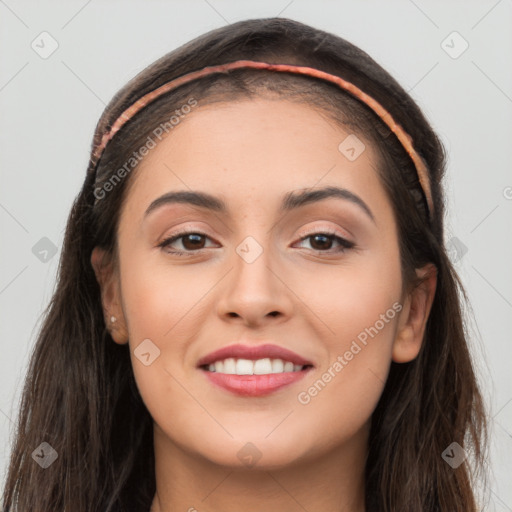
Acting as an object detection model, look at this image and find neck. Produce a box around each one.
[150,424,367,512]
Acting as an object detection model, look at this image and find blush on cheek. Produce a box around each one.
[296,297,400,421]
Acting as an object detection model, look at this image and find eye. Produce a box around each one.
[293,230,355,253]
[158,229,355,257]
[158,230,217,256]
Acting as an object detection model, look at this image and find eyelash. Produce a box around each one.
[157,229,355,257]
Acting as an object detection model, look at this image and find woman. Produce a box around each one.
[2,17,487,512]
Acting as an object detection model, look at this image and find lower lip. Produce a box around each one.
[201,368,313,397]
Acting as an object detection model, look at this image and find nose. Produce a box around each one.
[216,242,294,328]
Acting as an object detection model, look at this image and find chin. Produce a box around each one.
[190,433,311,471]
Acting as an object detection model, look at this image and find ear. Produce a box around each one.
[90,246,129,345]
[392,263,437,363]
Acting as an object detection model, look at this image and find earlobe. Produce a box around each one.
[392,263,437,363]
[90,247,129,345]
[107,313,130,345]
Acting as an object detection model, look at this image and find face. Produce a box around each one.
[92,97,431,470]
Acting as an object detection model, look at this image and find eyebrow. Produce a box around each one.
[144,185,375,223]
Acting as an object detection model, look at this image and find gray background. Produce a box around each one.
[1,0,511,509]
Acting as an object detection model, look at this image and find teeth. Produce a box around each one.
[205,358,306,375]
[236,359,253,375]
[253,358,272,375]
[284,361,294,372]
[271,359,284,373]
[223,358,236,374]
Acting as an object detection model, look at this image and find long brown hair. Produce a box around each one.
[2,17,487,512]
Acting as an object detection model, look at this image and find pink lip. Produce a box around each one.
[202,368,313,397]
[196,343,314,368]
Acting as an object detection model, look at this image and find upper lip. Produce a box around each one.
[197,343,314,368]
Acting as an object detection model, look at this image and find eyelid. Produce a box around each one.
[157,223,215,243]
[294,224,353,243]
[157,227,219,248]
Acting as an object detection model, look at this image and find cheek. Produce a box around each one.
[290,308,400,456]
[120,245,208,343]
[291,248,402,430]
[118,252,199,408]
[298,241,402,354]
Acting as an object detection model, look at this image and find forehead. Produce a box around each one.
[122,98,389,220]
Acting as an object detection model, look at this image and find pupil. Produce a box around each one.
[183,234,204,249]
[311,234,331,250]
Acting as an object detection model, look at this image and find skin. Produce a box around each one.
[91,98,437,512]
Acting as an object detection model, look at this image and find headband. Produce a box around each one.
[92,60,433,220]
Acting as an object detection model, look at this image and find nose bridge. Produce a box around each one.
[232,232,279,298]
[216,229,293,323]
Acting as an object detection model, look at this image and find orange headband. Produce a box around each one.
[92,60,433,220]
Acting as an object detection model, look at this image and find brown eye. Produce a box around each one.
[309,234,333,250]
[295,231,355,253]
[158,231,216,255]
[180,233,207,250]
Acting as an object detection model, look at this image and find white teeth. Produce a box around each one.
[253,358,272,375]
[205,357,306,375]
[235,359,254,375]
[223,358,236,374]
[271,359,284,373]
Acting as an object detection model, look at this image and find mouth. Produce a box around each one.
[197,343,314,397]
